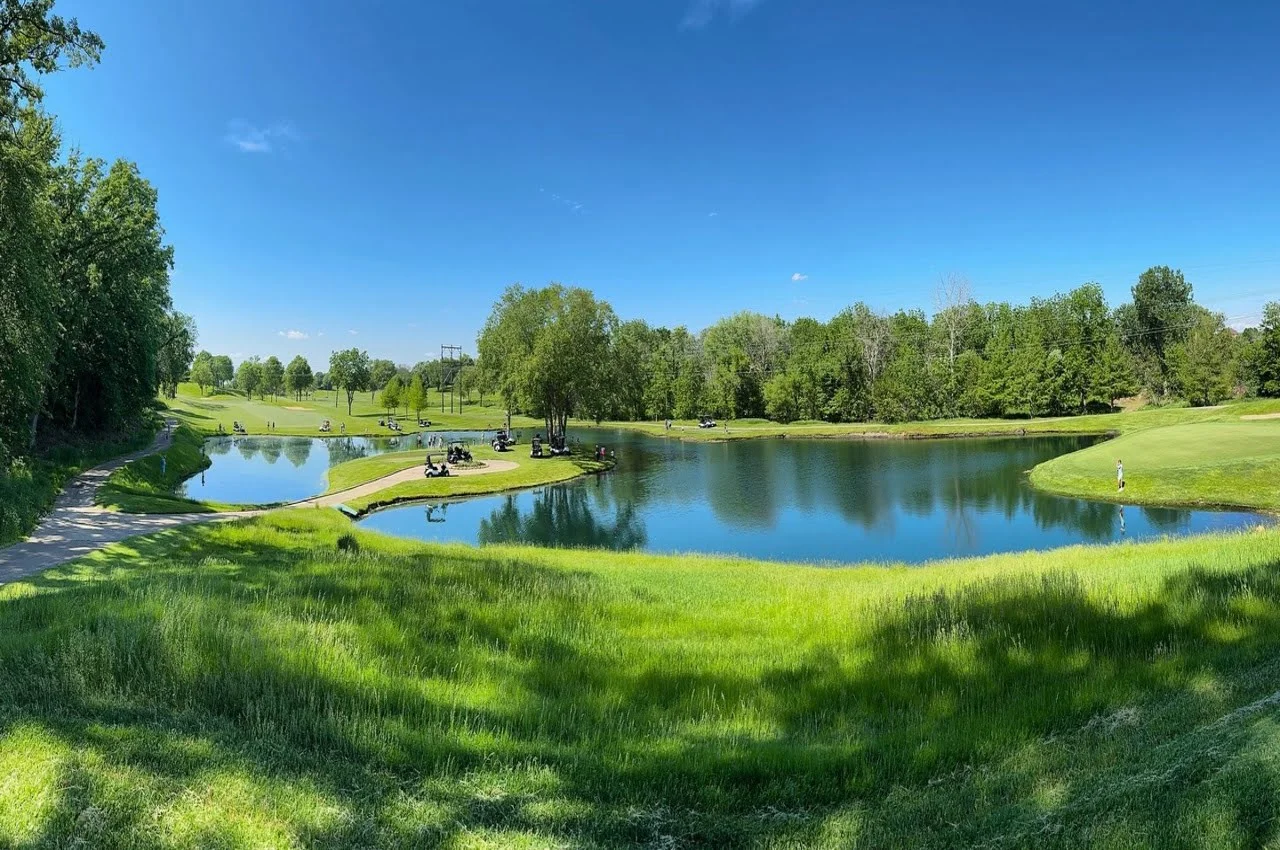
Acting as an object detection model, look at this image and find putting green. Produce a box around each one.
[1030,421,1280,512]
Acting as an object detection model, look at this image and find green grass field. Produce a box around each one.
[599,398,1280,442]
[1030,420,1280,513]
[4,510,1280,847]
[327,445,609,514]
[164,383,539,437]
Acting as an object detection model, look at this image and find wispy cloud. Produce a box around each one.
[348,329,359,336]
[708,212,719,218]
[540,187,586,214]
[791,272,808,282]
[225,120,299,154]
[278,329,309,340]
[317,332,325,337]
[681,0,766,29]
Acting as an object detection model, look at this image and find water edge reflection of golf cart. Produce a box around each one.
[423,454,451,477]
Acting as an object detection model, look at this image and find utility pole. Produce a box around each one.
[440,344,462,415]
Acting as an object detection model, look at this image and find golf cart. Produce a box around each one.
[491,430,514,452]
[530,435,544,458]
[447,441,472,464]
[697,416,717,429]
[424,454,451,478]
[548,433,572,457]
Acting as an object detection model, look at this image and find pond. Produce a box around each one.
[356,428,1264,564]
[181,432,496,504]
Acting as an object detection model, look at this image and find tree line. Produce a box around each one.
[476,269,1274,429]
[0,1,192,466]
[190,348,486,420]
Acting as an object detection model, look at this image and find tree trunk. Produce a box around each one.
[28,412,40,451]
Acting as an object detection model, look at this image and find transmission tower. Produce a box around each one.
[440,344,462,414]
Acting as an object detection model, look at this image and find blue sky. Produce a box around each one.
[41,0,1280,366]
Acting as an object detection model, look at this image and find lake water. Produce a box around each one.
[182,432,496,504]
[355,428,1264,564]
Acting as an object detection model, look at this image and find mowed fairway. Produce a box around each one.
[1031,420,1280,512]
[6,511,1280,847]
[164,384,538,436]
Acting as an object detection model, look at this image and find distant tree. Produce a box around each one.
[1168,310,1237,406]
[1094,332,1139,410]
[190,351,215,396]
[369,358,396,401]
[211,355,234,391]
[1245,302,1280,396]
[284,355,314,400]
[329,348,371,415]
[235,357,264,399]
[156,312,196,399]
[1129,266,1194,396]
[381,375,403,415]
[405,374,426,421]
[262,355,285,399]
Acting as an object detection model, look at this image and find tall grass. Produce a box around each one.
[95,424,214,513]
[0,425,155,545]
[4,512,1280,846]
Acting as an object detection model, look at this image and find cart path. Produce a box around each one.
[0,421,258,585]
[0,443,520,583]
[295,458,519,509]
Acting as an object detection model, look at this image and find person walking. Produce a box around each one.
[1117,459,1125,491]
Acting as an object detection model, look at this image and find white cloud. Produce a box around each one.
[791,272,808,282]
[225,120,299,154]
[708,212,719,218]
[681,0,765,29]
[348,329,359,336]
[317,332,325,337]
[278,329,309,340]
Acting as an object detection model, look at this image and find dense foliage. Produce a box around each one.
[476,276,1261,424]
[0,0,188,457]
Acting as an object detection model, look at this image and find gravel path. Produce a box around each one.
[0,422,255,585]
[0,435,518,584]
[294,459,519,509]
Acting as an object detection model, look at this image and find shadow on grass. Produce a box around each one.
[6,519,1280,846]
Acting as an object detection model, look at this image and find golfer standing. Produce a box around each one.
[1117,459,1124,491]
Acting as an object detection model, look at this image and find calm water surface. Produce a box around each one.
[182,432,495,504]
[356,429,1263,564]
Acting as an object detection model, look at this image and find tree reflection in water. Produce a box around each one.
[478,486,647,551]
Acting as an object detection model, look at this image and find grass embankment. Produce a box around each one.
[92,424,232,514]
[600,397,1280,442]
[0,426,156,546]
[1031,420,1280,513]
[3,511,1280,847]
[326,445,609,514]
[165,383,539,437]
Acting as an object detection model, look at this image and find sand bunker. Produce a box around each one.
[1241,413,1280,420]
[283,406,309,411]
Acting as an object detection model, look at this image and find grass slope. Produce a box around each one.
[165,383,539,437]
[4,511,1280,847]
[0,425,156,546]
[94,425,224,514]
[328,446,608,514]
[599,398,1280,442]
[1030,420,1280,512]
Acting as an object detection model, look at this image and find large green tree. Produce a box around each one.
[1128,265,1194,396]
[329,348,370,415]
[283,355,313,400]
